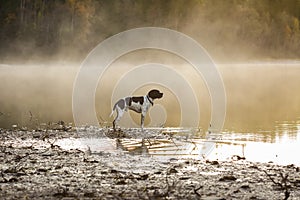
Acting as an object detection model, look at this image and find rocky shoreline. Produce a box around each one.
[1,128,300,199]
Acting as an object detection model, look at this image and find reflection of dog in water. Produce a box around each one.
[110,89,163,131]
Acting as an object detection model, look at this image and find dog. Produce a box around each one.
[110,89,163,131]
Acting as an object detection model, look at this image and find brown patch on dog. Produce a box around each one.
[132,96,144,105]
[116,99,125,109]
[125,97,132,106]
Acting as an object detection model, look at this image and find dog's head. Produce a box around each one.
[148,89,163,100]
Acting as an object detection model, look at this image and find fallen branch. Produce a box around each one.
[263,170,290,200]
[192,185,202,197]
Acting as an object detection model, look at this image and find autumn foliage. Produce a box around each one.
[0,0,300,62]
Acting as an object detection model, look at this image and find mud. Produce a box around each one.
[0,128,300,199]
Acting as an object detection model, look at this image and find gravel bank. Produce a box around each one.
[0,128,299,199]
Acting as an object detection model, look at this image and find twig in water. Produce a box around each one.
[170,137,179,148]
[29,111,33,121]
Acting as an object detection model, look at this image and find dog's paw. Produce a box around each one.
[106,128,126,138]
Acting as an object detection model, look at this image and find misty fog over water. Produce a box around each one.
[1,1,300,137]
[1,61,299,134]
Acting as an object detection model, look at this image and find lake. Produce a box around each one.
[1,61,300,165]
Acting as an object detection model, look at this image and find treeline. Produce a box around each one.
[0,0,300,62]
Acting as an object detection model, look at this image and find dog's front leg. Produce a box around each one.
[141,113,145,132]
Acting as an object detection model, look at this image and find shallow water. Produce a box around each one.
[55,123,300,166]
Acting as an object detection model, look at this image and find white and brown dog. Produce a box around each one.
[110,89,163,131]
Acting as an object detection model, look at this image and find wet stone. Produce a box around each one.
[240,184,250,190]
[219,175,237,182]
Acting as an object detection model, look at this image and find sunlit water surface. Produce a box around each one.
[55,121,300,166]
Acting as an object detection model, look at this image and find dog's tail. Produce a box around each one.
[109,103,117,118]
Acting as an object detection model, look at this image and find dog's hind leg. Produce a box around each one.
[113,108,124,131]
[112,116,117,131]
